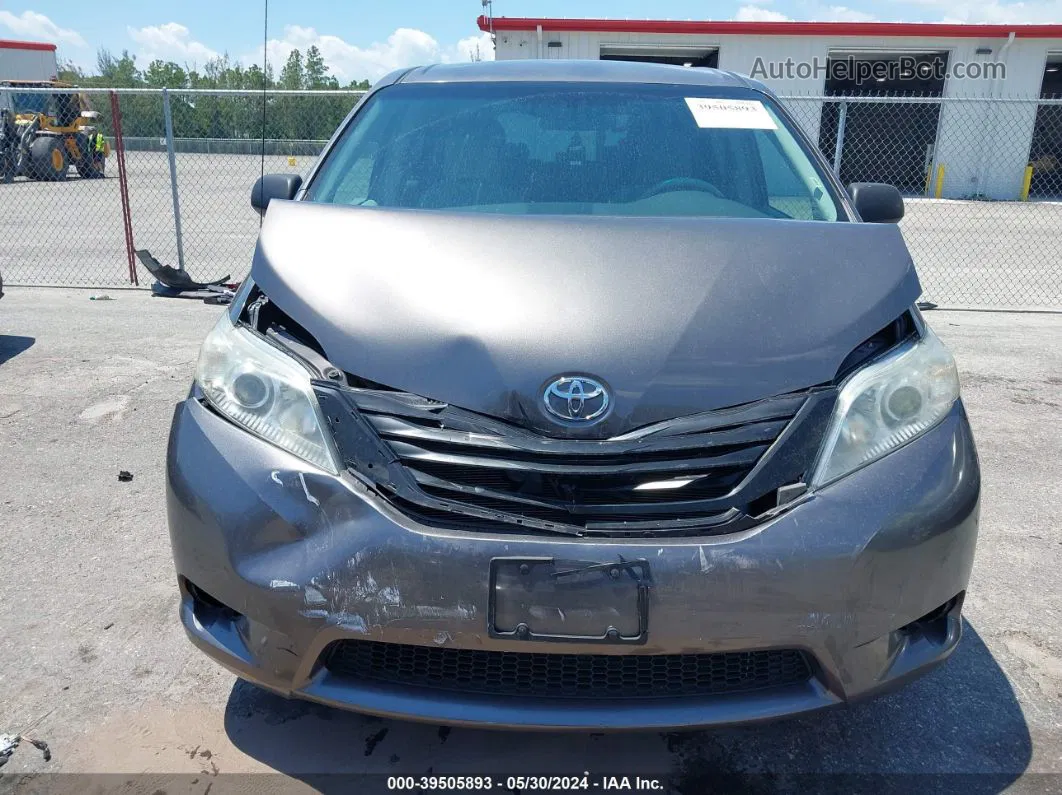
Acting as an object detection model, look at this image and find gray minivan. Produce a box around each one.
[167,60,979,729]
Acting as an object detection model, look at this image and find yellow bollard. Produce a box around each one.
[288,156,297,167]
[934,164,945,199]
[1020,165,1033,201]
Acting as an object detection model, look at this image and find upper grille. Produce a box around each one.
[326,640,812,699]
[316,385,834,537]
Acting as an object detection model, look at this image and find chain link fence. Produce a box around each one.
[0,87,360,288]
[784,95,1062,309]
[1,87,1061,309]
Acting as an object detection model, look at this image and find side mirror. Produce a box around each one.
[847,182,904,224]
[251,173,303,215]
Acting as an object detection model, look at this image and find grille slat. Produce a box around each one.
[387,439,768,476]
[317,386,818,536]
[367,413,790,458]
[326,640,812,699]
[412,472,745,518]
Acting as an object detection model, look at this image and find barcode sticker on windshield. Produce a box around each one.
[684,98,777,130]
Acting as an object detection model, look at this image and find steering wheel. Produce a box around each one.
[639,177,724,201]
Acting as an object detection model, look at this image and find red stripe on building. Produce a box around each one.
[477,17,1062,39]
[0,39,57,51]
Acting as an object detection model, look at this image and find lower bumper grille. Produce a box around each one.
[325,640,812,699]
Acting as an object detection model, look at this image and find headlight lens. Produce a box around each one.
[810,328,959,488]
[196,314,340,474]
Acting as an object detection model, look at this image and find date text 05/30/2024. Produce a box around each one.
[387,775,665,791]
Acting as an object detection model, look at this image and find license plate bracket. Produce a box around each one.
[488,557,650,645]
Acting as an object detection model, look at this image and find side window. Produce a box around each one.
[754,130,816,220]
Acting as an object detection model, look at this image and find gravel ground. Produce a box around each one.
[0,153,1061,309]
[0,288,1060,794]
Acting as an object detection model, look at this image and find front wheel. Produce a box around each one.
[29,136,68,181]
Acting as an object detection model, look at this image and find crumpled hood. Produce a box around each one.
[252,200,920,437]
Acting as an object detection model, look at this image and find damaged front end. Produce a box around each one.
[164,205,979,729]
[223,283,846,540]
[213,274,930,542]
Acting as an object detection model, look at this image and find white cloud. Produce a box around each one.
[901,0,1062,22]
[456,31,495,63]
[244,25,494,84]
[0,9,86,47]
[737,2,878,21]
[735,5,792,20]
[127,22,220,66]
[814,5,878,20]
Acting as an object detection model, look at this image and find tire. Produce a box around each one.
[29,136,68,181]
[74,132,105,179]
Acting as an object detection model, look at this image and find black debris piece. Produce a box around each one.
[137,249,230,292]
[118,470,134,483]
[136,249,238,304]
[26,738,50,763]
[363,728,388,757]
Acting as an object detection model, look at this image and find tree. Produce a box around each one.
[279,49,304,90]
[57,61,86,83]
[144,60,188,89]
[304,46,329,89]
[96,49,140,87]
[54,44,370,145]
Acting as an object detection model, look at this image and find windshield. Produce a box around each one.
[12,93,49,115]
[306,82,842,221]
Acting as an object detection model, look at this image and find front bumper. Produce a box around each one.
[167,397,980,730]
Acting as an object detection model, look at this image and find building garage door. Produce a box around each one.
[818,52,947,194]
[1029,54,1062,198]
[599,45,718,68]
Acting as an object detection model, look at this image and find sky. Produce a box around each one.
[2,0,1061,83]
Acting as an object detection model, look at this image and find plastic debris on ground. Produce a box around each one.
[136,249,238,305]
[0,734,17,767]
[0,734,52,767]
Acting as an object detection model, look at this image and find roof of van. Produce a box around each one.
[395,60,758,90]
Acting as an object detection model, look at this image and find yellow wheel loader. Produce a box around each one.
[0,81,110,183]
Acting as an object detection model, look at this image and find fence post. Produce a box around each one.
[832,100,847,177]
[109,91,138,286]
[162,88,186,273]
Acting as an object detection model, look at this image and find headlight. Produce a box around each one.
[196,314,341,474]
[810,328,959,488]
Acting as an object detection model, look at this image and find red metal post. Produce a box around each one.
[110,91,138,286]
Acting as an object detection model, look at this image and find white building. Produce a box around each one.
[0,39,58,82]
[479,17,1062,199]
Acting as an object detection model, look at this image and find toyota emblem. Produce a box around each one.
[543,376,610,424]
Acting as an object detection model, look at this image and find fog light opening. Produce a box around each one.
[900,592,963,644]
[184,578,242,622]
